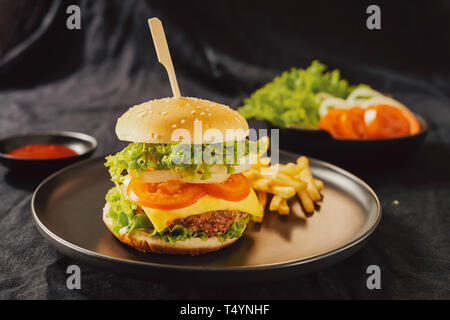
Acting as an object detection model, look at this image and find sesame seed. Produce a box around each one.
[172,124,177,128]
[181,119,186,124]
[191,110,195,114]
[208,113,212,116]
[161,111,168,116]
[200,112,205,115]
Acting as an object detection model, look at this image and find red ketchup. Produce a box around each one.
[7,144,77,159]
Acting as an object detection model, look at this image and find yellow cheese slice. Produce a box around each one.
[141,189,262,232]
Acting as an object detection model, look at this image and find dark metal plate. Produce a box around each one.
[31,151,381,282]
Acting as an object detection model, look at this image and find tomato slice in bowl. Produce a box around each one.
[365,104,410,139]
[318,108,347,138]
[394,105,422,135]
[338,107,366,139]
[203,173,251,202]
[127,178,207,210]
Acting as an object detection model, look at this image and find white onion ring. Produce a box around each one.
[319,97,348,117]
[315,92,337,103]
[318,88,410,117]
[360,96,406,109]
[129,161,251,184]
[233,158,252,174]
[346,87,383,104]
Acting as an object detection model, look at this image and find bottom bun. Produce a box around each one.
[103,203,244,255]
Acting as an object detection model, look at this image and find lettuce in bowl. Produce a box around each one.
[238,60,368,128]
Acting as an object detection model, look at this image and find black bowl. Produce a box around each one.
[273,113,428,169]
[0,131,98,172]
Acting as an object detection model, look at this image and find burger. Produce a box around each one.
[103,97,266,255]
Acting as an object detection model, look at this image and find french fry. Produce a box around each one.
[297,157,321,202]
[251,178,272,192]
[278,162,301,175]
[301,174,321,201]
[245,154,323,220]
[269,195,282,211]
[274,173,307,191]
[314,179,324,191]
[272,186,296,199]
[296,156,307,171]
[297,190,315,213]
[260,164,279,176]
[242,169,260,180]
[278,199,290,215]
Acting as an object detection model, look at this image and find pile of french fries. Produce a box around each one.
[243,156,324,221]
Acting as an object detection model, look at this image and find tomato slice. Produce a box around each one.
[203,173,251,202]
[365,104,410,138]
[318,108,347,138]
[318,113,332,133]
[319,104,420,139]
[128,174,251,209]
[338,107,366,139]
[128,179,207,210]
[396,106,421,135]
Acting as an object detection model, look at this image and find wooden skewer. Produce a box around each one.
[148,17,181,98]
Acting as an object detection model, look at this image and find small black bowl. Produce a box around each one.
[273,113,428,169]
[0,131,98,172]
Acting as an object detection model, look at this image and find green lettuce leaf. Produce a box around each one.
[238,60,369,128]
[105,187,152,235]
[105,187,250,242]
[105,139,265,183]
[218,215,250,242]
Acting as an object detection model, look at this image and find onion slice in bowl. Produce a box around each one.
[318,88,421,135]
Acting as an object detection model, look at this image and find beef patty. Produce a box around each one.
[172,211,249,237]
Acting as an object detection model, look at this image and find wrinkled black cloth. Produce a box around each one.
[0,0,449,299]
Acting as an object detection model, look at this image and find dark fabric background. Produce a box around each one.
[0,0,449,299]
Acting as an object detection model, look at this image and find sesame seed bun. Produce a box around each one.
[115,97,249,144]
[103,203,243,255]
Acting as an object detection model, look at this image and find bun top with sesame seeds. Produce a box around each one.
[115,97,249,144]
